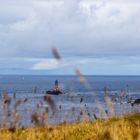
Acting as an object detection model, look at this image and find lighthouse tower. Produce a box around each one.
[54,80,59,91]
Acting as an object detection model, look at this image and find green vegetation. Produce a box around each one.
[0,113,140,140]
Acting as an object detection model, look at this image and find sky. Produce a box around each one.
[0,0,140,75]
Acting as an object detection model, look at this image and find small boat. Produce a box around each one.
[46,80,63,95]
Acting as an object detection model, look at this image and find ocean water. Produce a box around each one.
[0,75,140,127]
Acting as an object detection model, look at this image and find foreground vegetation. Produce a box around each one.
[0,113,140,140]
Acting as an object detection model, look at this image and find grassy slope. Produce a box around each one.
[0,113,140,140]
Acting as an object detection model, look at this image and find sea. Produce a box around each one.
[0,75,140,127]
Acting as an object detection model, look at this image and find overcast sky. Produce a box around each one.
[0,0,140,75]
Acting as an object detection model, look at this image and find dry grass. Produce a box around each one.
[0,113,140,140]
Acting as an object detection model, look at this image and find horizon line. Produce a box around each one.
[0,74,140,76]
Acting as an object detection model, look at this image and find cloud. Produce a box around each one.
[32,56,140,71]
[0,0,140,74]
[33,59,60,70]
[0,55,140,75]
